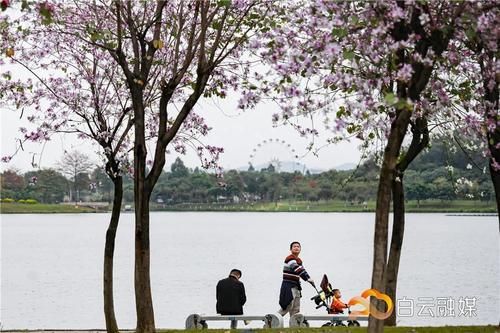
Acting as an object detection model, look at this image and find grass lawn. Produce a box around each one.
[159,326,498,333]
[1,200,497,214]
[0,202,99,213]
[153,200,497,213]
[1,327,497,333]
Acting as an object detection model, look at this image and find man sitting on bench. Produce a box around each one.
[216,269,247,329]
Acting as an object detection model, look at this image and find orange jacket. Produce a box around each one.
[330,297,348,314]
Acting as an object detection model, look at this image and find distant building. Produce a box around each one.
[216,195,228,203]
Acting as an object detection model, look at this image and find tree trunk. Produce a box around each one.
[135,196,155,333]
[74,167,78,202]
[490,162,500,230]
[104,176,123,333]
[385,173,405,326]
[368,108,412,333]
[128,65,209,333]
[483,66,500,230]
[133,92,155,333]
[385,117,429,327]
[474,52,499,227]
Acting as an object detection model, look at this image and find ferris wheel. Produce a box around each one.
[248,138,303,173]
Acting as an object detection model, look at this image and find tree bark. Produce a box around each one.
[368,108,412,333]
[385,117,429,326]
[385,173,405,326]
[482,63,500,230]
[104,176,123,333]
[135,195,155,333]
[490,161,500,230]
[132,88,156,333]
[74,167,77,202]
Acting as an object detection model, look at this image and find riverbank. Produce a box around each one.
[0,203,101,213]
[1,199,497,214]
[154,199,497,213]
[1,327,498,333]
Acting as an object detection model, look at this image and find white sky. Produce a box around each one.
[1,94,362,173]
[0,7,362,174]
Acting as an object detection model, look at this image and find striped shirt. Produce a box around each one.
[282,254,311,285]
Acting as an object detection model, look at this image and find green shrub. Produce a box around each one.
[1,198,15,203]
[16,199,38,204]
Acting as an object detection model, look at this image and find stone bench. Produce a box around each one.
[185,313,283,329]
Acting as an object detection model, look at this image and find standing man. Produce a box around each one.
[216,269,247,329]
[278,241,315,317]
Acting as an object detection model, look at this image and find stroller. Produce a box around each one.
[310,274,360,327]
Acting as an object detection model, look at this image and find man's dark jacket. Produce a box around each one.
[216,275,246,315]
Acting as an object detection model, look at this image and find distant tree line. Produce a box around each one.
[0,141,494,204]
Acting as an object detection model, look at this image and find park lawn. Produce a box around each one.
[0,202,98,213]
[404,200,497,213]
[154,199,497,213]
[261,200,496,213]
[1,200,497,214]
[161,326,498,333]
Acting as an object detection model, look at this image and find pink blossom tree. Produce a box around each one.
[243,1,495,330]
[450,5,500,228]
[2,1,271,332]
[2,10,141,331]
[1,37,133,332]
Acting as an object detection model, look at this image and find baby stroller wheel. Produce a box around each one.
[334,320,346,326]
[347,320,360,327]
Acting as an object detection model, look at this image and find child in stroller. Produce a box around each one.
[310,274,360,327]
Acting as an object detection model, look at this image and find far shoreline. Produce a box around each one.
[1,200,497,215]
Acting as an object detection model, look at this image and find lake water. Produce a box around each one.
[1,212,498,329]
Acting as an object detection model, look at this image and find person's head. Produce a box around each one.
[230,269,242,279]
[333,288,341,298]
[290,241,301,256]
